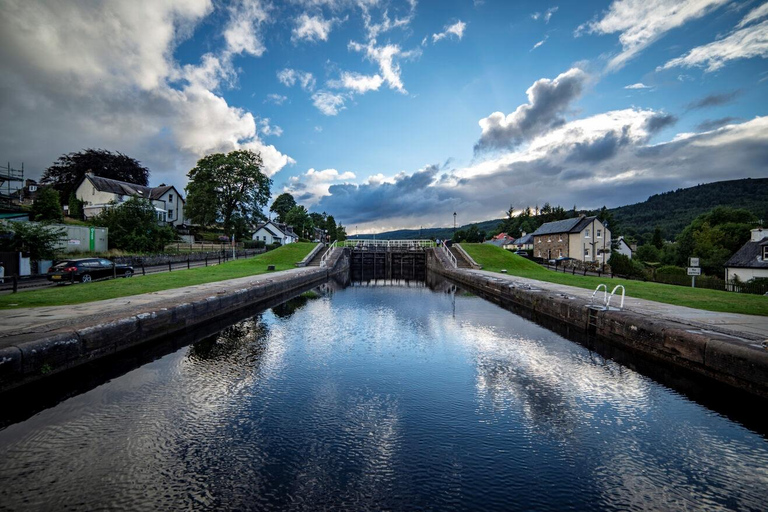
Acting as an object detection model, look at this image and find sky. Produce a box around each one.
[1,0,767,233]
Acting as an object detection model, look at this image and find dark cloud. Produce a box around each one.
[559,169,594,181]
[696,117,741,131]
[474,68,588,153]
[566,127,631,163]
[644,113,677,132]
[685,90,741,110]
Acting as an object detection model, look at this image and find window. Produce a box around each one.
[558,249,563,258]
[558,235,562,242]
[169,194,174,203]
[547,237,551,242]
[585,229,590,238]
[117,194,124,202]
[596,229,602,238]
[168,209,173,219]
[537,238,541,244]
[263,236,267,241]
[538,250,541,257]
[584,248,590,256]
[763,246,768,260]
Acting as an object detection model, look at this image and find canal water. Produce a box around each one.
[1,280,767,511]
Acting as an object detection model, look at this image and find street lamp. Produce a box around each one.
[453,212,457,236]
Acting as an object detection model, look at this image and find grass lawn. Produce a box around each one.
[0,243,316,309]
[460,243,768,317]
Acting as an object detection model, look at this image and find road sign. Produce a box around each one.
[689,257,700,267]
[687,267,701,276]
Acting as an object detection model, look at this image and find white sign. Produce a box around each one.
[67,239,81,245]
[689,257,700,267]
[687,267,701,276]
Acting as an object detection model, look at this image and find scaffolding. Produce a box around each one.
[0,162,24,209]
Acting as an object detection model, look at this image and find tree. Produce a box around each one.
[0,222,66,260]
[67,191,84,220]
[270,193,297,224]
[185,150,272,233]
[41,149,150,203]
[94,197,177,252]
[326,215,338,241]
[285,205,312,239]
[652,226,664,249]
[31,187,63,222]
[336,224,347,241]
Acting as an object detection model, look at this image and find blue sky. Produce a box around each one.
[1,0,767,232]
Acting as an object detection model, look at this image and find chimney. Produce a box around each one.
[521,231,526,237]
[85,170,94,178]
[751,228,766,242]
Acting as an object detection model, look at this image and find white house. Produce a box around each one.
[724,228,768,282]
[252,221,298,245]
[614,236,634,259]
[74,173,186,227]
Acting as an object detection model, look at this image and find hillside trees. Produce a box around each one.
[41,149,150,203]
[185,150,271,234]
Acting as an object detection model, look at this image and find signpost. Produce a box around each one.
[688,257,700,288]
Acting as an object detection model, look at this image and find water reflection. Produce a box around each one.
[0,280,767,511]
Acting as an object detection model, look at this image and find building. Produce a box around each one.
[530,215,611,264]
[507,232,534,252]
[74,173,186,226]
[9,179,42,206]
[485,232,514,248]
[724,228,768,282]
[614,236,634,259]
[252,221,298,245]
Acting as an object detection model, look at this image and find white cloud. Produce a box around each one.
[475,67,590,152]
[544,6,559,23]
[624,82,652,89]
[291,12,335,43]
[432,20,467,43]
[736,2,768,29]
[580,0,729,71]
[285,167,357,205]
[311,91,348,115]
[360,0,417,39]
[0,0,294,186]
[265,93,288,105]
[223,0,270,57]
[660,19,768,72]
[258,118,283,137]
[348,39,421,93]
[531,36,548,51]
[277,68,316,90]
[328,71,384,93]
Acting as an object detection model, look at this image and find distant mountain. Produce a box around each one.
[361,178,768,241]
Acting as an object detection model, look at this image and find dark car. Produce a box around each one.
[48,258,133,283]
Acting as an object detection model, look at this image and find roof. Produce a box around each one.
[82,175,182,202]
[484,239,506,247]
[725,237,768,269]
[512,233,533,245]
[532,216,594,236]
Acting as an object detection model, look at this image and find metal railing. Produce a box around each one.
[339,239,436,250]
[320,241,337,267]
[589,283,625,310]
[439,241,457,268]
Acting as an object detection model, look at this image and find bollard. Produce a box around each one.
[142,264,145,276]
[113,263,116,279]
[205,256,208,267]
[168,260,172,272]
[12,275,18,293]
[187,257,190,270]
[70,270,75,284]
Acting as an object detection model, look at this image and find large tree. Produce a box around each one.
[94,197,176,252]
[270,193,297,224]
[285,205,312,239]
[31,187,63,222]
[41,149,150,203]
[185,150,272,233]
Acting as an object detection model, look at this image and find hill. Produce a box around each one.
[363,178,768,241]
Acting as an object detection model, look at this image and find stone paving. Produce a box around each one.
[469,269,768,342]
[0,267,325,349]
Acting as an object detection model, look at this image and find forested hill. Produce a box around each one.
[364,178,768,241]
[611,178,768,238]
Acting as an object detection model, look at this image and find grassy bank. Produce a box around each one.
[460,243,768,316]
[0,243,316,309]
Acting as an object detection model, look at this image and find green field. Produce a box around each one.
[0,243,316,309]
[460,243,768,317]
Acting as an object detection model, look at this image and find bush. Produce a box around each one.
[243,239,265,249]
[266,243,282,251]
[656,265,686,277]
[608,252,633,275]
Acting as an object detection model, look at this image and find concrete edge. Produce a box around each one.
[455,244,481,269]
[0,268,330,393]
[295,242,325,267]
[426,250,768,398]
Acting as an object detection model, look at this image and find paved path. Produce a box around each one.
[469,269,768,341]
[0,267,324,348]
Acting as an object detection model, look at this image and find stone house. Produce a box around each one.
[724,228,768,282]
[530,216,612,265]
[74,173,186,227]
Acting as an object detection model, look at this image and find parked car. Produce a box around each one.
[513,250,529,257]
[47,258,133,283]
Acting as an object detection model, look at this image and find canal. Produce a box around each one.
[1,278,767,510]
